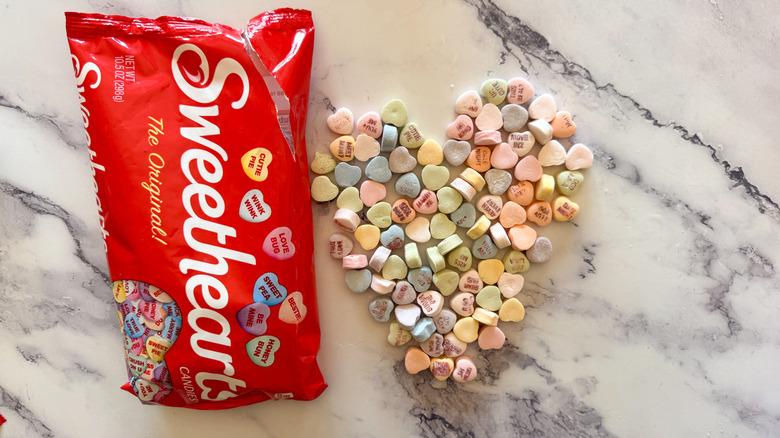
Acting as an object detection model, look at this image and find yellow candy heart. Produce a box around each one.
[453,317,479,343]
[354,224,380,250]
[241,147,273,182]
[145,336,171,362]
[417,139,443,165]
[499,298,526,322]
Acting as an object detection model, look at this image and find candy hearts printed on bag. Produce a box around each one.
[246,335,281,367]
[159,316,182,344]
[239,189,272,223]
[241,148,273,182]
[263,227,296,260]
[253,272,288,306]
[236,302,272,335]
[279,292,307,324]
[145,336,171,362]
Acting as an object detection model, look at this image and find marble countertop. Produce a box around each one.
[2,1,779,437]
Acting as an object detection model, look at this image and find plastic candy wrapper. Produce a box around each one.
[65,9,326,409]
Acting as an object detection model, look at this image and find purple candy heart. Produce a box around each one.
[138,282,155,302]
[236,302,271,335]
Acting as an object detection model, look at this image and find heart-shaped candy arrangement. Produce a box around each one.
[312,76,593,383]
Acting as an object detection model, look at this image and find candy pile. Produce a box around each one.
[311,77,592,383]
[113,280,181,402]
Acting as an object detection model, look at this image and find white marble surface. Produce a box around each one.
[1,0,779,437]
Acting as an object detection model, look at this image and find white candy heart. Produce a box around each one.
[327,107,354,135]
[475,103,503,131]
[455,90,483,117]
[394,304,422,330]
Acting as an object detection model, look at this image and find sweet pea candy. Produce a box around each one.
[366,202,392,228]
[357,111,383,138]
[476,195,503,220]
[353,134,381,161]
[394,304,422,330]
[507,181,535,206]
[446,246,473,272]
[327,107,354,135]
[473,130,502,146]
[354,224,380,250]
[366,156,392,182]
[565,143,594,170]
[472,235,497,260]
[395,172,421,198]
[552,196,579,222]
[430,356,455,381]
[480,78,508,105]
[421,165,450,191]
[412,189,438,214]
[343,254,368,269]
[420,333,445,357]
[405,347,432,374]
[499,201,526,228]
[497,272,524,298]
[329,135,356,161]
[379,224,405,249]
[472,307,499,327]
[336,187,363,212]
[538,140,566,167]
[477,259,504,284]
[406,217,431,243]
[485,169,512,195]
[388,320,412,346]
[450,292,475,317]
[452,356,478,383]
[501,104,529,132]
[443,140,471,166]
[528,119,553,145]
[403,242,423,269]
[392,281,417,305]
[466,215,491,240]
[381,124,398,152]
[507,77,534,104]
[412,317,437,342]
[430,213,457,240]
[514,155,543,182]
[503,250,530,274]
[408,266,433,292]
[556,170,584,196]
[526,200,553,226]
[389,146,417,173]
[443,332,468,357]
[381,99,408,127]
[345,269,372,293]
[436,187,463,214]
[334,208,361,232]
[478,326,506,350]
[360,180,387,206]
[453,317,479,343]
[460,168,486,191]
[391,199,416,224]
[371,274,396,294]
[475,285,502,311]
[310,175,339,202]
[400,122,425,148]
[310,152,337,174]
[526,236,553,263]
[426,246,446,272]
[432,269,459,296]
[551,111,576,138]
[455,90,483,117]
[334,162,361,188]
[499,298,526,322]
[382,255,408,280]
[450,202,477,228]
[489,143,519,170]
[466,146,491,172]
[433,309,457,334]
[489,223,511,249]
[369,298,395,323]
[450,178,477,201]
[507,131,535,157]
[446,114,474,140]
[508,224,537,251]
[528,93,557,122]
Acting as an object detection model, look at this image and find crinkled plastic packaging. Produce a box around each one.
[65,9,326,409]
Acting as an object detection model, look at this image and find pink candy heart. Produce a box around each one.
[263,227,296,260]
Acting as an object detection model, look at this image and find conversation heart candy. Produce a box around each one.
[159,316,181,344]
[336,187,364,212]
[379,224,405,249]
[474,130,502,146]
[503,250,530,274]
[327,107,354,135]
[446,245,472,272]
[406,217,431,243]
[455,90,483,117]
[507,131,535,157]
[391,199,416,224]
[507,77,534,104]
[432,269,459,296]
[472,235,497,260]
[452,356,478,382]
[538,140,566,167]
[334,208,361,232]
[411,317,437,342]
[310,176,339,202]
[246,335,280,367]
[555,170,584,196]
[475,103,503,131]
[436,187,463,214]
[489,143,519,170]
[236,302,271,335]
[124,313,144,338]
[329,232,353,258]
[475,285,502,311]
[430,356,455,381]
[430,213,457,240]
[127,353,148,377]
[253,272,288,306]
[395,304,422,330]
[501,104,529,132]
[412,189,438,214]
[466,146,491,172]
[476,195,503,220]
[365,156,392,183]
[357,111,383,138]
[450,203,476,228]
[382,255,408,280]
[526,200,552,226]
[528,119,553,144]
[241,147,273,181]
[420,333,445,357]
[443,140,471,166]
[345,269,372,293]
[369,246,392,272]
[142,314,165,331]
[388,321,413,346]
[113,281,126,303]
[450,292,475,317]
[389,146,417,173]
[329,136,355,162]
[162,302,182,321]
[360,180,387,206]
[122,280,138,300]
[459,269,483,294]
[499,201,527,228]
[477,259,504,285]
[421,165,450,191]
[405,347,432,374]
[134,378,161,402]
[145,335,171,362]
[279,292,307,324]
[381,99,408,127]
[238,189,273,223]
[480,78,508,105]
[417,291,444,317]
[371,273,396,294]
[366,202,392,228]
[489,223,511,249]
[137,282,154,302]
[433,309,457,334]
[369,298,395,323]
[446,114,474,140]
[526,236,553,263]
[485,169,512,195]
[450,178,477,201]
[354,224,381,250]
[528,93,556,122]
[508,225,537,251]
[354,134,381,161]
[499,298,526,322]
[417,139,443,165]
[392,281,417,305]
[399,122,425,148]
[472,308,499,330]
[534,175,555,201]
[437,235,463,256]
[407,266,433,292]
[551,111,576,138]
[565,143,594,170]
[263,227,295,260]
[466,215,491,240]
[334,162,362,188]
[139,300,164,322]
[395,172,421,198]
[404,242,422,268]
[125,333,144,355]
[478,326,506,350]
[381,124,398,152]
[497,272,524,298]
[343,254,368,270]
[552,196,579,222]
[453,317,479,343]
[310,152,338,174]
[514,155,543,182]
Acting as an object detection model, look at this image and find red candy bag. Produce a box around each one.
[65,9,326,409]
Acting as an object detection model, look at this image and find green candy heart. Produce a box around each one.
[337,187,363,212]
[476,285,502,311]
[399,122,425,148]
[381,99,408,127]
[432,269,459,296]
[382,255,409,280]
[446,246,472,272]
[246,335,280,367]
[436,187,462,214]
[310,175,339,202]
[421,165,450,191]
[430,213,457,240]
[503,250,530,274]
[366,202,392,228]
[556,170,584,196]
